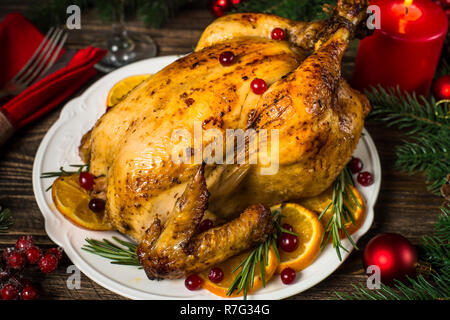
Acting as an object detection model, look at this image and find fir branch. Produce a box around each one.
[368,86,450,194]
[0,207,13,233]
[28,0,207,31]
[334,273,450,300]
[319,167,361,260]
[234,0,336,21]
[334,204,450,300]
[82,236,141,267]
[419,204,450,272]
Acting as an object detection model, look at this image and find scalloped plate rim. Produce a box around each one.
[32,55,381,300]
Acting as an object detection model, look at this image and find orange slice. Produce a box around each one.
[199,246,278,298]
[106,74,151,107]
[299,185,366,238]
[271,203,323,273]
[52,174,113,231]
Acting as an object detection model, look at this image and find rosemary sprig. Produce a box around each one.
[82,236,141,267]
[41,164,90,191]
[0,207,13,233]
[226,209,296,299]
[319,167,362,261]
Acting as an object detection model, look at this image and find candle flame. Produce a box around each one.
[404,0,413,6]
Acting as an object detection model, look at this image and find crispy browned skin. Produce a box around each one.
[137,165,273,279]
[80,1,370,246]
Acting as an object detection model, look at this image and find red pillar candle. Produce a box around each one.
[352,0,448,95]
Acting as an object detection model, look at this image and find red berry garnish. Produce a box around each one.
[25,246,42,264]
[88,198,105,213]
[185,274,203,291]
[250,78,267,94]
[1,283,19,300]
[22,285,39,300]
[357,171,374,187]
[348,157,363,174]
[46,247,63,261]
[279,233,298,252]
[219,51,235,66]
[16,235,34,251]
[79,172,95,191]
[282,223,294,233]
[271,27,285,40]
[39,254,58,274]
[199,219,214,232]
[208,267,224,283]
[7,251,25,269]
[280,267,296,284]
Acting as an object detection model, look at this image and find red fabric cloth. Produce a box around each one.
[0,13,106,128]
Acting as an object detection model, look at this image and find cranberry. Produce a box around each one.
[79,172,95,191]
[16,235,34,251]
[282,223,294,233]
[185,274,203,291]
[25,246,42,264]
[357,171,374,187]
[88,198,106,213]
[219,51,235,66]
[348,157,363,174]
[271,27,285,40]
[7,251,25,269]
[280,267,296,284]
[1,283,19,300]
[22,285,39,300]
[39,254,58,274]
[250,78,267,94]
[208,267,224,283]
[199,219,214,232]
[279,233,298,252]
[46,247,63,261]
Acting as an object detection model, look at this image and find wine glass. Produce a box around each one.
[95,0,157,72]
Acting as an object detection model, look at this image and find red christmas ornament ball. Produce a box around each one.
[363,233,417,285]
[433,75,450,100]
[209,0,233,17]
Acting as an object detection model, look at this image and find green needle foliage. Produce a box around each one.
[367,86,450,194]
[0,207,13,233]
[226,208,295,299]
[27,0,207,30]
[320,167,361,261]
[82,236,141,267]
[334,203,450,300]
[234,0,336,21]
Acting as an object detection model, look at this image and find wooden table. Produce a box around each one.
[0,1,444,300]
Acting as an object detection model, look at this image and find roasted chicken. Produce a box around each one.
[79,0,371,278]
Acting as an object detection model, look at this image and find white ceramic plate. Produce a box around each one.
[32,55,381,300]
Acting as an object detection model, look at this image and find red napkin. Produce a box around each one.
[0,13,106,142]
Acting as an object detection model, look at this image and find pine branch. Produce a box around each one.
[0,207,13,233]
[419,204,450,272]
[28,0,207,31]
[367,86,450,194]
[234,0,336,21]
[334,273,449,300]
[334,204,450,300]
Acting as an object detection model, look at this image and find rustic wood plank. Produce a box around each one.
[0,1,444,300]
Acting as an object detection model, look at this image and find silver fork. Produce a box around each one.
[0,27,68,99]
